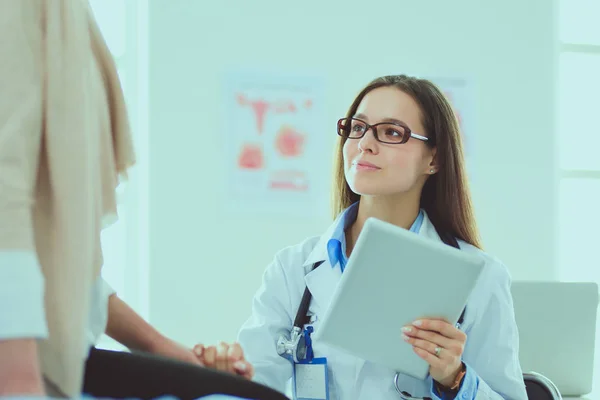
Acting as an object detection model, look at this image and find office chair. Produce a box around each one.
[523,372,562,400]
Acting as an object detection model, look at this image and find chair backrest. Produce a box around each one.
[512,281,598,395]
[524,372,563,400]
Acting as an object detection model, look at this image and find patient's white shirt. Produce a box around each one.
[0,250,114,345]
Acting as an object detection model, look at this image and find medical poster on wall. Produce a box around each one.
[222,69,328,216]
[428,77,476,177]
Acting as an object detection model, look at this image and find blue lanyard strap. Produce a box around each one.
[303,326,315,362]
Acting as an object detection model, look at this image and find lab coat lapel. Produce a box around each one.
[304,254,342,316]
[302,213,345,316]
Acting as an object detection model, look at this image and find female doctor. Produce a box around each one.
[226,75,528,400]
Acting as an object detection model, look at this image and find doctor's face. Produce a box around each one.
[342,87,435,197]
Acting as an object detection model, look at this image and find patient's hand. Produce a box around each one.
[193,342,254,380]
[149,336,203,366]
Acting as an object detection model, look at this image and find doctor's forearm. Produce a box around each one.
[105,294,164,353]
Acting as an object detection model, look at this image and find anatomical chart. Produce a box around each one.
[223,70,327,214]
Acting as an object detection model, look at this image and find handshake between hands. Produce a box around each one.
[192,341,255,380]
[147,335,254,380]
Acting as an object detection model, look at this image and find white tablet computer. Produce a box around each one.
[313,217,485,381]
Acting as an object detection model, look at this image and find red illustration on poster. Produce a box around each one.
[237,94,299,135]
[237,143,264,170]
[275,125,305,158]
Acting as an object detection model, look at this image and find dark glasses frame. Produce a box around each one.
[337,117,430,145]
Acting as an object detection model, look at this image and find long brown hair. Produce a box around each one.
[331,75,482,250]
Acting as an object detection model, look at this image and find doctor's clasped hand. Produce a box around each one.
[193,341,255,380]
[402,318,467,389]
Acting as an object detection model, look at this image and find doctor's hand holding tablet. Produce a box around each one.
[401,318,468,388]
[235,74,528,400]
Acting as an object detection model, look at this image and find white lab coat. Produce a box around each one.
[237,212,528,400]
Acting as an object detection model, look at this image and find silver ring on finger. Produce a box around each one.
[434,346,442,357]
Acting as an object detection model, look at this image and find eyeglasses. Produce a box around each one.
[337,117,430,145]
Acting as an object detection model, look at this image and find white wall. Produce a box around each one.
[147,0,557,346]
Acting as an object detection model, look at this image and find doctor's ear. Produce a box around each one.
[427,150,438,175]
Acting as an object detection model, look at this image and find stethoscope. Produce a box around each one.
[276,260,324,363]
[277,231,464,399]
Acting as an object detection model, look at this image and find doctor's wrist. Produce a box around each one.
[435,362,466,391]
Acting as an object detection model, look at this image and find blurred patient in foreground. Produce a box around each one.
[0,0,253,398]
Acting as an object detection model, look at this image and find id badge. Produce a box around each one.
[292,357,329,400]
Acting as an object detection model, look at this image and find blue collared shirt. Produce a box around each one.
[326,202,424,273]
[325,203,479,400]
